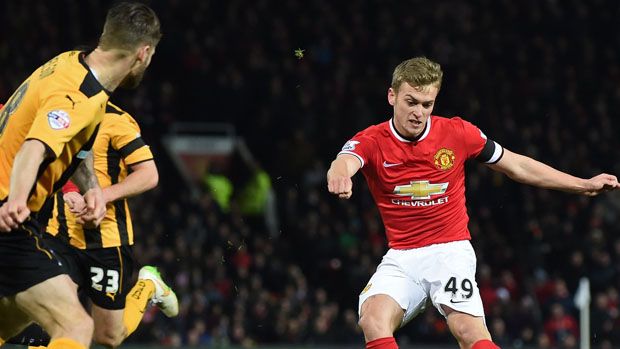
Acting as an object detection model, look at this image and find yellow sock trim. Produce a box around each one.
[123,279,155,335]
[28,346,48,349]
[48,338,85,349]
[0,337,4,346]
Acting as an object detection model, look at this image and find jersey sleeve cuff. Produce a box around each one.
[125,157,155,167]
[24,137,58,159]
[338,151,365,168]
[118,137,147,158]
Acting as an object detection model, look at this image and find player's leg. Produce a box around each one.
[3,323,50,347]
[442,307,495,349]
[82,246,177,347]
[90,305,126,348]
[0,226,93,349]
[13,274,94,348]
[92,279,179,347]
[359,295,403,344]
[90,278,159,347]
[3,232,82,348]
[358,249,427,349]
[136,266,178,317]
[79,246,134,348]
[0,297,32,344]
[123,278,154,336]
[423,240,499,349]
[91,266,178,348]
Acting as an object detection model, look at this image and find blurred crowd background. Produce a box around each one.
[2,0,620,348]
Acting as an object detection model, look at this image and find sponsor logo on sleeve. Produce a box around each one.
[47,110,71,130]
[341,140,360,151]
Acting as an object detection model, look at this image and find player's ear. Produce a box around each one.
[388,87,397,106]
[136,46,148,62]
[136,45,152,64]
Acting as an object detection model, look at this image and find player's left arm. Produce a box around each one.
[102,159,158,203]
[487,148,619,196]
[62,181,87,215]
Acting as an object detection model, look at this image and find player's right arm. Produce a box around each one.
[103,108,158,203]
[102,159,158,203]
[327,154,362,199]
[0,140,47,232]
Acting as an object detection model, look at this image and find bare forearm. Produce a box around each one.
[326,155,361,199]
[103,166,158,202]
[327,156,359,180]
[71,152,99,193]
[9,140,46,202]
[327,161,348,180]
[503,154,587,193]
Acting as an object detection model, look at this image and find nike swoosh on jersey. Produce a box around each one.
[449,299,468,304]
[383,161,403,167]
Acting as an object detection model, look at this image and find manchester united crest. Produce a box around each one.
[434,148,455,170]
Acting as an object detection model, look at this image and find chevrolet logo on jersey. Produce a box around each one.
[393,180,448,200]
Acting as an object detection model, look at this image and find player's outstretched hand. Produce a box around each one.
[582,173,619,196]
[76,187,106,227]
[0,200,30,232]
[64,191,87,215]
[327,175,353,199]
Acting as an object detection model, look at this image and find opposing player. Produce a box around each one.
[0,2,161,349]
[326,57,618,349]
[40,101,178,348]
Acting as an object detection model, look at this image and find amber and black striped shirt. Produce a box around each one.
[46,102,153,249]
[0,51,107,212]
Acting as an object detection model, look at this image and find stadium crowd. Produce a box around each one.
[1,0,620,348]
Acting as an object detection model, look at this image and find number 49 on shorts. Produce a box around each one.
[444,276,473,300]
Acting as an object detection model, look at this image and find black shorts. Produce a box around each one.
[0,218,66,298]
[41,234,134,310]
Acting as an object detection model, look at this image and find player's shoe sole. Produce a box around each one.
[138,265,179,317]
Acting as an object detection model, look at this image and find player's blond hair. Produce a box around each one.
[391,57,443,92]
[99,2,162,52]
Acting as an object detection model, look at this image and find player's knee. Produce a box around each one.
[448,318,489,347]
[93,329,124,348]
[359,295,403,338]
[58,312,93,344]
[358,311,389,335]
[76,315,94,337]
[93,322,126,348]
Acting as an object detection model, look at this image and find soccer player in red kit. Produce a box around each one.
[327,57,619,349]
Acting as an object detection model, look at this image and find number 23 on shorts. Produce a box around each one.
[90,266,120,293]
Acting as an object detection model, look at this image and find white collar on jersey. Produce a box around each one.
[389,116,432,143]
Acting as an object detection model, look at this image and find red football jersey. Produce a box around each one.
[339,116,503,249]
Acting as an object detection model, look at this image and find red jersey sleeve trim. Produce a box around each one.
[338,151,365,168]
[62,180,79,194]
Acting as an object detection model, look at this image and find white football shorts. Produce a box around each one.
[358,240,484,326]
